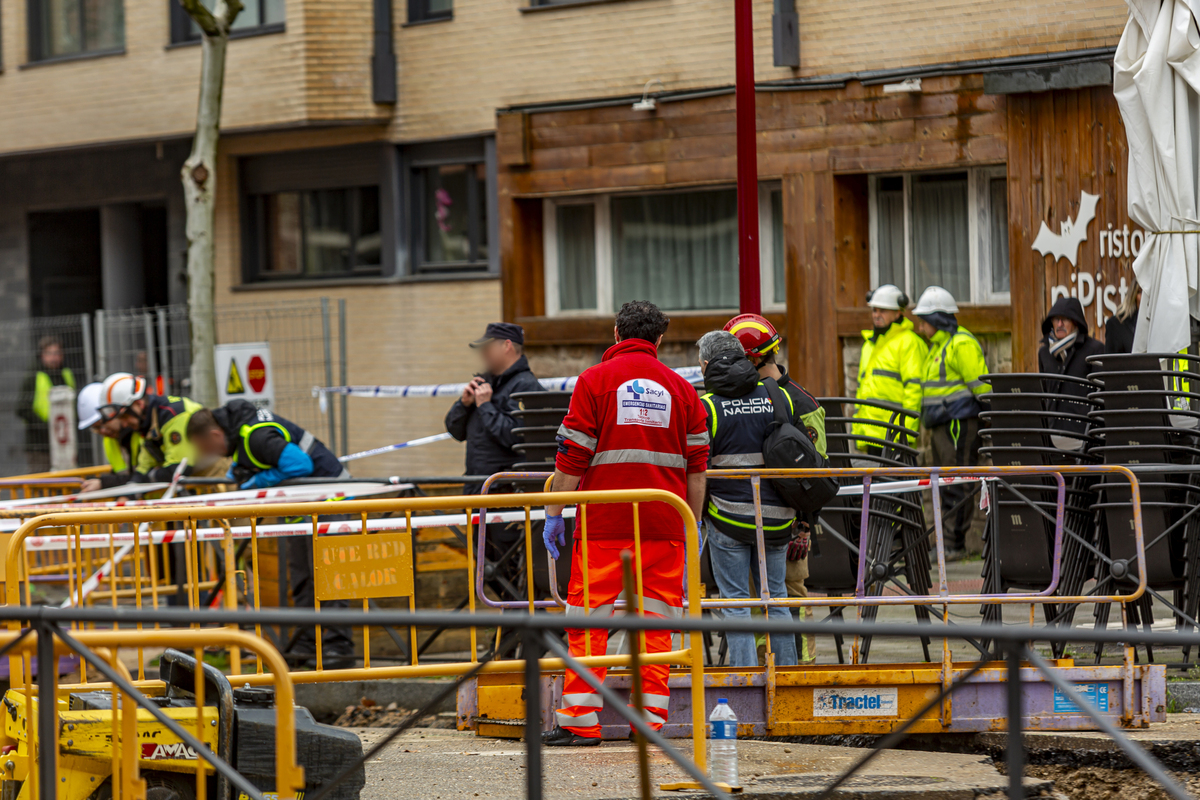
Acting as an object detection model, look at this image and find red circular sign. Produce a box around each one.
[247,355,267,393]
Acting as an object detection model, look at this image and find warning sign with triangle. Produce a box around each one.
[226,359,246,395]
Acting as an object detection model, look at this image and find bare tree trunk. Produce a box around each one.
[180,0,241,407]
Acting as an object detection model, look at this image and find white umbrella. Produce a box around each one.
[1113,0,1200,353]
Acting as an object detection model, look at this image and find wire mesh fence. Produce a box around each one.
[0,299,340,477]
[214,298,337,451]
[0,313,93,474]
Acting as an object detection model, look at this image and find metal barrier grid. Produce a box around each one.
[6,603,1197,800]
[0,622,303,800]
[2,490,711,767]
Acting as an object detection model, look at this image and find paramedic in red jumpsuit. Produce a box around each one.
[541,300,709,746]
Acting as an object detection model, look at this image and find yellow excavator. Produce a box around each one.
[0,649,364,800]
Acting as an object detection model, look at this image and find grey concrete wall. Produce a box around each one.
[0,141,190,475]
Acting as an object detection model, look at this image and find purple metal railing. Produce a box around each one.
[472,465,1146,614]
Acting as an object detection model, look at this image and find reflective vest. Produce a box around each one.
[31,368,75,422]
[852,319,927,445]
[701,382,797,544]
[135,395,202,474]
[235,415,345,479]
[103,436,128,473]
[919,326,989,427]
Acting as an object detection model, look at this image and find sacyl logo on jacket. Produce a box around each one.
[617,378,671,428]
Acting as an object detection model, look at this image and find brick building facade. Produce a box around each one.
[0,0,1133,474]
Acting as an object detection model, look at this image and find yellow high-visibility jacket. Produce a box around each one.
[853,318,927,446]
[919,326,989,427]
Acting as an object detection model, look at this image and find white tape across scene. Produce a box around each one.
[22,507,577,552]
[0,482,413,530]
[313,366,703,399]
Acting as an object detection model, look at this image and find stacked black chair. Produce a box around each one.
[978,373,1102,656]
[810,398,932,663]
[490,390,574,607]
[1085,353,1200,662]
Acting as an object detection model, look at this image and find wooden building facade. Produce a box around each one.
[496,60,1135,394]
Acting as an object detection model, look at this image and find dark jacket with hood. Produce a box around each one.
[445,355,543,485]
[1104,308,1138,355]
[213,399,345,484]
[1037,296,1103,432]
[700,353,800,546]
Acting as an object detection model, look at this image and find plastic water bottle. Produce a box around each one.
[709,698,739,786]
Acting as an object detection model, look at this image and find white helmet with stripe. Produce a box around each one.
[99,372,147,418]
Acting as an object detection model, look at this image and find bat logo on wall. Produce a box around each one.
[1032,191,1100,267]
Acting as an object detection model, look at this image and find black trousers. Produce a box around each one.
[929,417,982,551]
[285,534,355,650]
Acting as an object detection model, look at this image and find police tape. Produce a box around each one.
[0,482,414,529]
[339,432,454,462]
[313,366,704,400]
[21,507,578,551]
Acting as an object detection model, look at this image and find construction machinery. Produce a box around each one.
[0,649,364,800]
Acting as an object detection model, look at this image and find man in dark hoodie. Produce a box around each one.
[698,330,798,668]
[1038,296,1104,434]
[187,400,354,667]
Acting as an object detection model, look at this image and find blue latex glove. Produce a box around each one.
[241,468,284,490]
[696,523,705,559]
[544,514,566,560]
[225,464,237,482]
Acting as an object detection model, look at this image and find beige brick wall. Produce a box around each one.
[0,0,385,156]
[394,0,1128,141]
[0,0,1127,153]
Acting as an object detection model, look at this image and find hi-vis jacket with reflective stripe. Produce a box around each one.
[700,355,799,546]
[555,338,710,541]
[920,326,989,427]
[213,399,346,484]
[133,394,203,482]
[853,318,927,446]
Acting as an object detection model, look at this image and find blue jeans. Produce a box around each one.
[706,522,798,668]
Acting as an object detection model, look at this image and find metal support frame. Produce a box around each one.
[2,603,1198,800]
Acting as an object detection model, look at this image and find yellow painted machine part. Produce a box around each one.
[2,690,218,800]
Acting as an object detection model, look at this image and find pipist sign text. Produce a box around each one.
[314,532,415,600]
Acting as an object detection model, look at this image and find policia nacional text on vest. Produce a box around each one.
[702,375,801,545]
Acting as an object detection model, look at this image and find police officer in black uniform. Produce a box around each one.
[187,400,355,668]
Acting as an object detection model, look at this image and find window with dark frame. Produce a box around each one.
[407,0,450,24]
[412,162,488,273]
[27,0,124,61]
[245,185,382,281]
[169,0,283,44]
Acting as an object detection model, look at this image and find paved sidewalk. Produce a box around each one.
[355,726,1048,799]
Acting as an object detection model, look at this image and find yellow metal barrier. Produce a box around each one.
[3,489,709,769]
[2,626,303,800]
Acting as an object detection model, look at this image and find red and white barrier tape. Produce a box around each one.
[23,507,576,552]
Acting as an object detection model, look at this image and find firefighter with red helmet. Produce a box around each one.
[723,314,824,663]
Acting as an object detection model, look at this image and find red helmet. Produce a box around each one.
[723,314,781,359]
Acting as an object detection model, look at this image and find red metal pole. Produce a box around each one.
[734,0,761,314]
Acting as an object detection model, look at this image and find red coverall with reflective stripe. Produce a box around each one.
[553,338,710,738]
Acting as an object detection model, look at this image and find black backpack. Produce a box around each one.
[761,378,839,515]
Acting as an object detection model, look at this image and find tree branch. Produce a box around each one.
[177,0,244,37]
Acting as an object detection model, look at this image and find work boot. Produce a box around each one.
[542,726,601,747]
[309,641,356,670]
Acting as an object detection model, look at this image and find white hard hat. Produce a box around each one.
[913,285,959,315]
[76,382,104,430]
[866,284,909,311]
[99,372,147,418]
